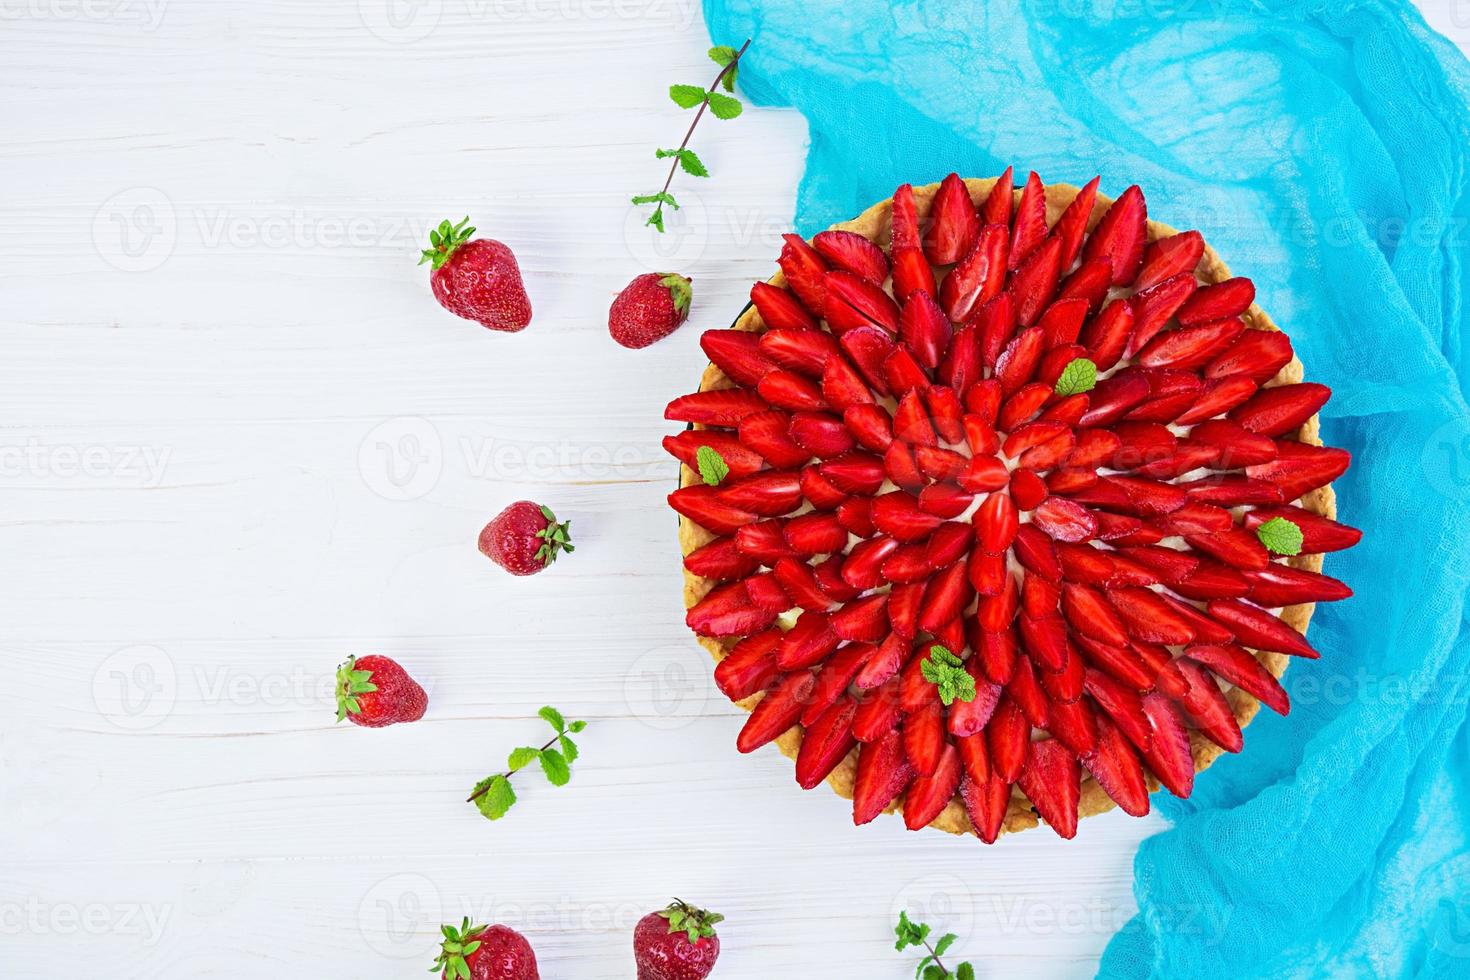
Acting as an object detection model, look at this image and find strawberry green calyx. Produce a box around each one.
[535,505,574,566]
[659,273,693,316]
[334,655,378,722]
[658,899,723,943]
[432,918,485,980]
[420,216,477,270]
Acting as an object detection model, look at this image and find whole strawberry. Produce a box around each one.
[609,273,692,349]
[334,655,427,728]
[479,501,573,576]
[633,899,723,980]
[421,217,532,332]
[432,918,539,980]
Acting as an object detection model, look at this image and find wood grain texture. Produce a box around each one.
[2,2,1423,977]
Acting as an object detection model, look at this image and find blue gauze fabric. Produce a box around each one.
[701,1,1470,975]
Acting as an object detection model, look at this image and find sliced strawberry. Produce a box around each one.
[1018,613,1068,672]
[1188,419,1279,467]
[718,470,803,517]
[1229,382,1331,437]
[1081,666,1154,750]
[1177,276,1254,326]
[800,642,874,726]
[825,270,900,334]
[961,771,1011,844]
[1180,474,1285,508]
[1204,328,1293,384]
[736,669,816,753]
[750,281,818,331]
[1031,496,1097,542]
[702,328,776,385]
[795,696,859,789]
[891,183,921,249]
[665,389,767,426]
[1108,586,1196,644]
[883,441,925,491]
[1137,317,1244,370]
[712,629,782,703]
[1009,171,1049,268]
[903,741,962,830]
[923,521,974,567]
[758,369,827,413]
[1078,368,1150,427]
[1059,583,1131,648]
[898,291,952,370]
[891,245,938,301]
[1169,560,1252,602]
[996,326,1046,396]
[1010,468,1048,510]
[975,294,1018,371]
[843,403,894,453]
[1206,599,1318,657]
[760,327,838,376]
[1247,442,1351,501]
[841,535,901,590]
[734,520,795,565]
[684,536,760,581]
[1036,297,1090,349]
[1183,527,1269,572]
[1052,175,1100,268]
[663,430,764,478]
[1174,374,1259,426]
[777,610,841,670]
[1083,713,1150,817]
[919,561,974,633]
[1183,643,1289,715]
[949,660,1003,737]
[997,382,1051,431]
[903,696,946,778]
[915,445,968,483]
[941,223,1008,321]
[917,482,975,519]
[1165,658,1242,753]
[979,166,1014,227]
[1081,184,1146,285]
[1057,257,1114,314]
[818,452,885,497]
[670,484,758,536]
[813,229,889,285]
[1056,541,1116,584]
[821,356,875,411]
[1127,273,1198,354]
[924,172,980,265]
[968,550,1007,596]
[1039,642,1085,703]
[972,627,1018,685]
[789,411,857,459]
[940,323,983,393]
[1242,505,1361,553]
[871,490,943,542]
[777,233,828,312]
[1138,692,1194,798]
[1010,235,1064,327]
[852,678,903,741]
[975,567,1020,632]
[1017,738,1081,839]
[840,325,896,396]
[853,727,915,825]
[1007,655,1050,727]
[772,556,836,610]
[987,695,1029,783]
[800,465,847,510]
[1046,695,1098,757]
[1135,230,1204,291]
[882,546,931,584]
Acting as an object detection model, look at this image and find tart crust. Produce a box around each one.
[677,178,1336,838]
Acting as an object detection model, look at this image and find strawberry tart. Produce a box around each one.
[665,172,1359,840]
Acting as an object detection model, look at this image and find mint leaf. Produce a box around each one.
[669,84,706,109]
[956,964,976,980]
[472,775,516,820]
[507,746,539,771]
[646,207,666,233]
[568,719,587,733]
[1054,357,1098,396]
[655,147,710,178]
[708,45,738,66]
[558,735,579,764]
[696,445,729,486]
[538,706,566,733]
[1256,516,1303,556]
[706,92,742,120]
[934,933,957,957]
[539,747,571,786]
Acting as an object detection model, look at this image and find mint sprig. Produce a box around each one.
[467,706,589,820]
[1256,516,1304,556]
[895,910,975,980]
[431,918,485,980]
[633,39,751,233]
[920,646,976,707]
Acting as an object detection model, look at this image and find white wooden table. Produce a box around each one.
[2,2,1461,977]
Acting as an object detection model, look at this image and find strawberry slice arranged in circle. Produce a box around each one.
[670,174,1358,841]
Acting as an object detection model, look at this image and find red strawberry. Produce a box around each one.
[924,172,980,265]
[796,696,859,787]
[904,741,962,829]
[479,501,573,575]
[853,727,915,824]
[1177,277,1255,326]
[1017,738,1081,839]
[609,273,692,348]
[633,900,722,980]
[1052,176,1100,268]
[433,918,539,980]
[701,329,774,386]
[335,655,426,728]
[814,229,890,284]
[421,218,531,332]
[1135,230,1204,292]
[714,631,782,702]
[1081,185,1146,286]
